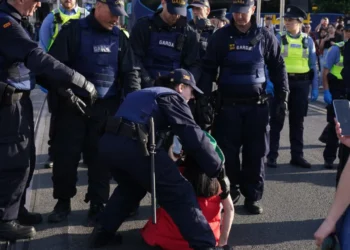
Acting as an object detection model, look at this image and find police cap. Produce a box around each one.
[187,0,210,9]
[97,0,128,17]
[283,5,307,19]
[166,0,188,16]
[208,9,227,20]
[344,17,350,30]
[169,69,203,94]
[230,0,254,14]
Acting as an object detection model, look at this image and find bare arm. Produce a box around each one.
[218,194,234,246]
[322,68,330,90]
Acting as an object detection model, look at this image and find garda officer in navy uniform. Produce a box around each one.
[338,17,350,185]
[89,69,233,250]
[127,0,201,94]
[267,6,319,169]
[198,0,289,214]
[0,0,97,240]
[208,9,229,32]
[187,0,214,58]
[45,0,139,223]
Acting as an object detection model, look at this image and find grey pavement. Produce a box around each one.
[1,89,337,250]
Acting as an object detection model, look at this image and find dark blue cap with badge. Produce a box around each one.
[166,0,188,16]
[344,17,350,30]
[230,0,255,14]
[188,0,210,9]
[168,69,203,94]
[97,0,128,17]
[283,5,307,19]
[208,9,227,20]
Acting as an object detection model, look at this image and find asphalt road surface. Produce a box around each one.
[0,89,337,250]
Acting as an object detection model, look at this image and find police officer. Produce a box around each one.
[338,17,350,185]
[127,0,200,94]
[39,0,89,169]
[267,5,319,169]
[0,0,97,240]
[187,0,214,58]
[198,0,289,214]
[45,0,139,223]
[88,69,232,250]
[208,9,229,32]
[322,34,350,169]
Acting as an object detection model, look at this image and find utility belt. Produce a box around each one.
[221,94,270,106]
[0,81,30,106]
[287,71,312,81]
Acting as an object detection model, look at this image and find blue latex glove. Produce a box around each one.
[39,85,48,93]
[323,89,332,105]
[311,89,319,102]
[266,80,274,97]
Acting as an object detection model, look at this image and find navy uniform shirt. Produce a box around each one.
[199,17,288,99]
[130,10,201,89]
[0,1,82,90]
[47,11,140,95]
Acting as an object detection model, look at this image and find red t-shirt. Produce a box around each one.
[141,195,221,250]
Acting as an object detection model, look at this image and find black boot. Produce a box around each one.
[244,200,263,214]
[88,203,104,225]
[324,160,335,169]
[0,220,36,241]
[266,158,277,168]
[18,206,43,225]
[290,157,312,168]
[48,199,71,223]
[89,225,122,248]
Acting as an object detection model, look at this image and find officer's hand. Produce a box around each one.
[311,89,319,102]
[194,95,215,130]
[324,89,332,105]
[57,88,87,115]
[275,101,287,122]
[82,80,98,105]
[266,80,274,97]
[217,167,230,200]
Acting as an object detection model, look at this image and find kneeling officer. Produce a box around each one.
[89,69,233,250]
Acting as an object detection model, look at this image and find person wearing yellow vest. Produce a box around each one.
[38,0,89,169]
[267,5,319,169]
[321,27,350,170]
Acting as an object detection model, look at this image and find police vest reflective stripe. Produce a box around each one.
[280,32,309,74]
[115,87,180,125]
[330,42,344,80]
[0,12,35,90]
[47,7,86,50]
[218,29,266,86]
[69,18,119,98]
[143,16,184,81]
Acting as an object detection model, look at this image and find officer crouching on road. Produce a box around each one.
[127,0,201,94]
[0,0,97,241]
[45,0,139,224]
[89,69,233,250]
[198,0,289,214]
[187,0,214,58]
[321,24,350,169]
[267,5,319,169]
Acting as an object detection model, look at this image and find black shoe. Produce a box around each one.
[89,225,122,248]
[18,207,42,225]
[324,160,334,169]
[88,203,104,225]
[0,220,36,241]
[230,189,241,204]
[267,158,277,168]
[44,159,53,169]
[319,125,330,144]
[244,200,263,214]
[290,157,312,168]
[48,199,71,223]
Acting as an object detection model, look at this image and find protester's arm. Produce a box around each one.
[218,194,234,246]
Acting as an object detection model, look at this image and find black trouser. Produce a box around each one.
[52,97,119,204]
[0,95,33,220]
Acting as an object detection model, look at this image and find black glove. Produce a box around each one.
[275,100,287,122]
[71,72,98,105]
[194,95,215,130]
[217,167,230,200]
[57,88,87,115]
